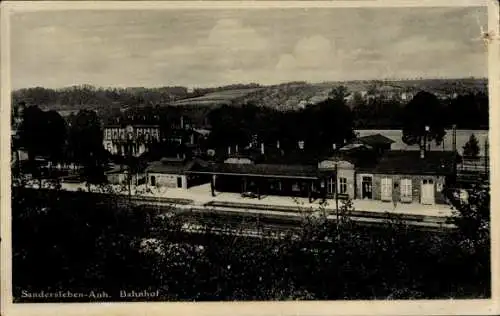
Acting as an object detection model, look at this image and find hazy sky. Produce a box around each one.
[11,6,487,89]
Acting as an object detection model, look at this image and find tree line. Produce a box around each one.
[206,89,473,155]
[13,83,488,130]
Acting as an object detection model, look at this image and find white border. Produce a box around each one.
[1,1,498,316]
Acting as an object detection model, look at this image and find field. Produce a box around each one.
[170,88,264,107]
[357,129,489,156]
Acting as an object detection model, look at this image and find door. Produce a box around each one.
[421,179,435,205]
[362,176,373,199]
[381,177,392,202]
[177,177,183,188]
[150,175,156,187]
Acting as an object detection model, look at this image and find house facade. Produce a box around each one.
[105,165,145,186]
[369,173,447,205]
[146,158,210,189]
[354,150,456,205]
[318,158,355,199]
[103,124,160,157]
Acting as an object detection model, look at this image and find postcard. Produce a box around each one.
[1,1,499,316]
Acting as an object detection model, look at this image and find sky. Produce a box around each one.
[10,6,488,89]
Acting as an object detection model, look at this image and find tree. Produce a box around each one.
[18,105,47,162]
[44,110,68,167]
[448,93,488,129]
[328,85,351,103]
[301,96,355,153]
[402,91,446,149]
[463,133,480,158]
[450,186,490,254]
[68,110,108,190]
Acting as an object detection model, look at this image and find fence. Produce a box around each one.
[457,157,489,184]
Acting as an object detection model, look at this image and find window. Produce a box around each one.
[327,177,335,194]
[339,177,347,194]
[381,177,392,201]
[401,178,412,202]
[437,182,443,192]
[150,176,156,186]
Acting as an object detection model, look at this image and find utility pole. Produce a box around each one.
[452,124,457,153]
[484,137,489,181]
[335,162,339,230]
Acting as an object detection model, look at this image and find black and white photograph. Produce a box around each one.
[1,0,499,315]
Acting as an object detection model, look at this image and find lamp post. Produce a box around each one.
[126,129,134,201]
[423,125,430,156]
[335,161,339,233]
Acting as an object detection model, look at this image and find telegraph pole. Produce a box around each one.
[335,162,339,226]
[452,124,457,153]
[484,137,489,181]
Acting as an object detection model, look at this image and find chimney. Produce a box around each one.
[235,144,239,153]
[420,147,425,159]
[332,143,336,150]
[298,140,304,150]
[228,146,231,155]
[190,133,194,145]
[276,140,280,149]
[261,142,265,155]
[180,116,184,129]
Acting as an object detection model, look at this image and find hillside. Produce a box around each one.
[12,78,488,114]
[233,78,488,110]
[168,78,488,111]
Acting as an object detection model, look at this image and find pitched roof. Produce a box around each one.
[146,158,207,174]
[193,128,211,136]
[358,134,395,146]
[104,164,129,174]
[372,150,456,175]
[160,157,185,163]
[189,162,320,179]
[339,142,373,152]
[103,124,160,129]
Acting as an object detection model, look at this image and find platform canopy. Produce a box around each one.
[186,162,334,180]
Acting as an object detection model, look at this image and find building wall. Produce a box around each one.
[103,126,160,142]
[148,172,187,189]
[224,158,254,164]
[107,173,127,185]
[318,159,356,199]
[371,173,447,204]
[355,173,373,199]
[106,173,142,185]
[337,168,355,198]
[103,125,160,156]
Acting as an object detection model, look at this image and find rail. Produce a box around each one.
[204,201,449,224]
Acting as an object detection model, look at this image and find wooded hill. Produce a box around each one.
[12,78,487,112]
